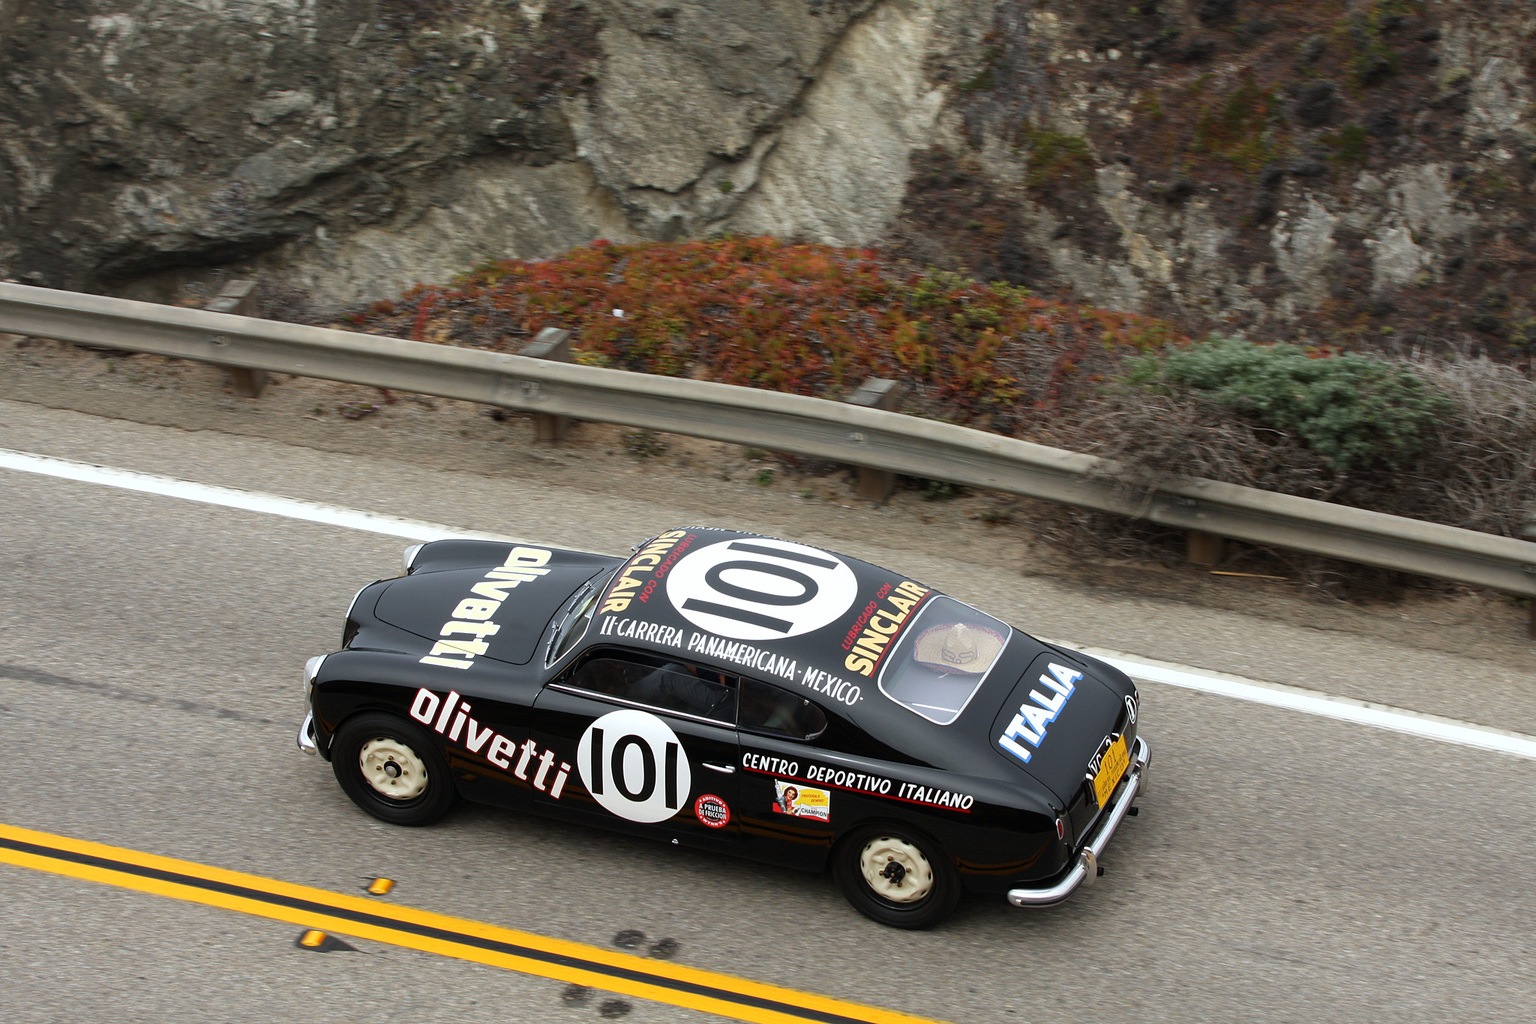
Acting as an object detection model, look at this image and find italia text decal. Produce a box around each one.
[418,545,554,670]
[997,663,1081,764]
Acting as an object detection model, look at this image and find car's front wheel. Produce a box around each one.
[832,823,961,929]
[331,712,455,826]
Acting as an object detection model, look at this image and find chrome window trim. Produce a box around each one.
[737,677,829,743]
[737,722,822,744]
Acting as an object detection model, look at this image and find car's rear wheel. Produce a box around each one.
[833,823,960,929]
[331,712,455,826]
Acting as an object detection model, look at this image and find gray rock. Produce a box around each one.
[0,0,1531,346]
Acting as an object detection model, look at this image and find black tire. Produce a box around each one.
[331,712,456,826]
[832,822,961,929]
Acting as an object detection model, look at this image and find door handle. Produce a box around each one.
[702,762,736,774]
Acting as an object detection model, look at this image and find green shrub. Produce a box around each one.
[1191,76,1286,174]
[1021,128,1097,191]
[1325,123,1369,167]
[1127,336,1452,471]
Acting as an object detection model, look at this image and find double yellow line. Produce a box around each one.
[0,822,946,1024]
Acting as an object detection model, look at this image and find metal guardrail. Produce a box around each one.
[3,281,1536,599]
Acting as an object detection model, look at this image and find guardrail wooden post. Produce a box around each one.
[846,377,907,503]
[204,280,266,398]
[1187,530,1226,567]
[1524,515,1535,639]
[520,327,574,443]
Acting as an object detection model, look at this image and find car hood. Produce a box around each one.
[987,653,1134,806]
[373,559,610,666]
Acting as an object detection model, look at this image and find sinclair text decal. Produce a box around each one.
[600,530,695,615]
[841,579,931,677]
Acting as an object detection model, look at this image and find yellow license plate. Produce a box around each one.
[1092,736,1130,808]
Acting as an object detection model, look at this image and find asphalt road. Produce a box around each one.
[2,400,1535,1024]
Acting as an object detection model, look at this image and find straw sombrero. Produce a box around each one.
[912,623,1005,674]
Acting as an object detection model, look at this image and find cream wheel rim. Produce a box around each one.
[859,835,934,903]
[359,737,429,801]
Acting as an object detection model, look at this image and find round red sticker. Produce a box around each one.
[694,794,730,828]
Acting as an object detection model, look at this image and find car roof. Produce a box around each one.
[577,527,1038,760]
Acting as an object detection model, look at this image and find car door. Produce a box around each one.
[731,676,839,869]
[531,650,742,847]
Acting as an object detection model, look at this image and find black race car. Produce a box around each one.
[299,528,1149,928]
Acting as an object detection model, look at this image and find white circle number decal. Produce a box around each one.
[665,538,858,641]
[577,709,692,823]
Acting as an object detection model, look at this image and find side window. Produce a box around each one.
[567,655,736,724]
[739,677,827,741]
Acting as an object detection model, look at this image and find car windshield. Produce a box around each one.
[877,596,1011,725]
[547,579,602,666]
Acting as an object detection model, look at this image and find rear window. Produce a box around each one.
[878,596,1011,725]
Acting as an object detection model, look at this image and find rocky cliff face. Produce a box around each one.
[898,0,1536,354]
[2,1,1533,351]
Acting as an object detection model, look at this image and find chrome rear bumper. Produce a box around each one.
[1007,736,1149,908]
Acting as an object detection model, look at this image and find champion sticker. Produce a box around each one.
[666,538,858,641]
[772,780,831,822]
[577,709,693,824]
[694,794,731,829]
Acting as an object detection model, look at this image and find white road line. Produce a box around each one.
[5,446,1535,761]
[1060,645,1536,762]
[0,447,522,544]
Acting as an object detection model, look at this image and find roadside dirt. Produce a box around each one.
[1,332,1530,670]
